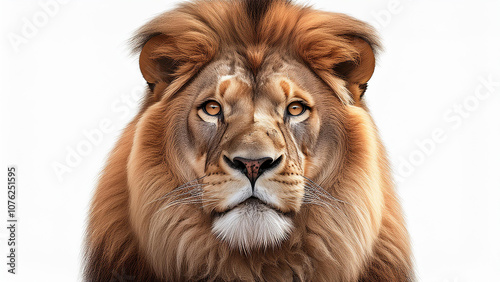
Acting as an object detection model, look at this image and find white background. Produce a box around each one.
[1,0,499,281]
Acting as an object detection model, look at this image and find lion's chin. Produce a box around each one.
[211,198,293,252]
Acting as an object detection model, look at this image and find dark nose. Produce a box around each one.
[224,156,282,187]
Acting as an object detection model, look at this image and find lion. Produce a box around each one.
[84,0,414,281]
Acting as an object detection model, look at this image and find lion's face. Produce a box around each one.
[127,48,348,253]
[187,51,331,250]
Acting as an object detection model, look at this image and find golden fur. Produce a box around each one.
[84,0,413,281]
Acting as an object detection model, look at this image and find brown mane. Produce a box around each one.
[131,0,379,105]
[84,0,413,281]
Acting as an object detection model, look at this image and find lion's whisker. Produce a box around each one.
[302,197,351,220]
[302,192,344,212]
[147,183,207,205]
[301,199,330,208]
[169,187,204,199]
[167,175,207,192]
[303,184,344,204]
[303,182,371,219]
[156,193,223,213]
[148,188,203,206]
[301,184,351,218]
[301,176,350,205]
[157,198,207,213]
[200,201,219,210]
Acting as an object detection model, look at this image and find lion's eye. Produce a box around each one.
[287,102,305,116]
[203,101,222,116]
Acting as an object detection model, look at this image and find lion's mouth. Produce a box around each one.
[211,196,294,250]
[213,196,292,218]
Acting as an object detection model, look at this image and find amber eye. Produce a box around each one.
[203,101,222,116]
[287,101,305,116]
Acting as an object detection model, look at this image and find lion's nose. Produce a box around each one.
[224,156,282,187]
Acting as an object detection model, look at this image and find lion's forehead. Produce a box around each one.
[202,52,316,117]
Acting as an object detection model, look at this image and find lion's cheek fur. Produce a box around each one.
[126,102,198,259]
[290,106,387,281]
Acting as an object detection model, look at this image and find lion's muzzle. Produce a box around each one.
[224,155,283,188]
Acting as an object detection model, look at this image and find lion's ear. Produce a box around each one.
[332,37,376,103]
[139,34,179,96]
